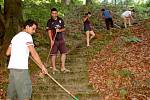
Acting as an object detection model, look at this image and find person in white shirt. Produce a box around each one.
[6,19,48,100]
[121,10,134,28]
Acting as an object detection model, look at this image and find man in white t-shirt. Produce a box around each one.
[121,10,134,28]
[6,19,48,100]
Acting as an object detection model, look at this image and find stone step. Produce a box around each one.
[46,67,88,73]
[32,91,100,100]
[34,72,89,84]
[32,83,94,93]
[32,93,73,100]
[32,40,101,99]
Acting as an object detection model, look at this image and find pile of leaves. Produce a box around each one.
[0,70,8,100]
[88,19,150,99]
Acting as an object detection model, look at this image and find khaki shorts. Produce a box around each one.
[7,69,32,100]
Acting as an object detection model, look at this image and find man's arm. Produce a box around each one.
[83,16,88,22]
[130,14,134,20]
[56,28,65,33]
[6,47,11,56]
[101,12,105,19]
[28,45,48,74]
[109,10,113,17]
[48,30,54,48]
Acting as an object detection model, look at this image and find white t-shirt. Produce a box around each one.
[8,32,34,69]
[121,11,132,17]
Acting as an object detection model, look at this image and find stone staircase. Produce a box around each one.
[32,46,101,100]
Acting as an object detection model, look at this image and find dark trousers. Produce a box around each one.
[105,18,114,30]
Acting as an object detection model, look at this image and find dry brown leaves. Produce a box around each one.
[0,70,8,100]
[88,19,150,99]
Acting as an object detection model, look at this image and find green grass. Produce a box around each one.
[106,79,114,88]
[144,23,150,29]
[119,87,128,99]
[111,45,120,53]
[119,69,133,78]
[121,35,142,43]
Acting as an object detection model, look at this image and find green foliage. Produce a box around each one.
[134,5,150,19]
[0,0,4,8]
[145,0,150,7]
[110,68,133,78]
[119,69,133,78]
[106,79,114,87]
[121,36,142,43]
[111,45,120,53]
[23,1,65,29]
[119,87,128,98]
[111,69,120,77]
[72,0,83,5]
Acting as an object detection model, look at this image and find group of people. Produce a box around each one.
[5,7,135,100]
[6,8,69,100]
[83,8,135,46]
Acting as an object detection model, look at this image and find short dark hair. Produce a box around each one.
[85,12,91,16]
[132,9,135,12]
[23,19,38,29]
[101,9,105,11]
[88,12,91,15]
[51,8,57,12]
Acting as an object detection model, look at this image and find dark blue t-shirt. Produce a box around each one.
[102,10,112,19]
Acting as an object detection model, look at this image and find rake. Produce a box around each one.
[30,56,79,100]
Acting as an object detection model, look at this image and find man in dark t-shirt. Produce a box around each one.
[46,8,70,74]
[83,12,95,47]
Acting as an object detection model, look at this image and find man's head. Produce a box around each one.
[101,9,105,12]
[23,19,38,35]
[51,8,58,19]
[131,9,135,12]
[88,12,91,17]
[85,12,91,17]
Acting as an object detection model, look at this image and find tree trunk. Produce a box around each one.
[0,0,23,64]
[115,0,117,5]
[55,0,61,3]
[51,0,56,3]
[63,0,71,5]
[86,0,92,5]
[0,5,5,45]
[104,0,108,4]
[125,0,129,8]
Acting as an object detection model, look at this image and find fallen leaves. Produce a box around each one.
[0,89,6,100]
[88,19,150,99]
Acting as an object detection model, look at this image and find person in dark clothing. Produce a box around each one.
[46,8,70,74]
[101,9,114,30]
[83,12,95,47]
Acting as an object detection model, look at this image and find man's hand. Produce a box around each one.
[56,28,60,33]
[41,65,48,74]
[39,66,48,78]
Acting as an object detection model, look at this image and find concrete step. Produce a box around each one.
[32,91,101,100]
[32,42,101,100]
